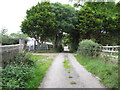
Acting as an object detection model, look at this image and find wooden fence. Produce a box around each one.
[101,45,119,60]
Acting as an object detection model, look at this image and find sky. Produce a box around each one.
[0,0,73,34]
[0,0,119,35]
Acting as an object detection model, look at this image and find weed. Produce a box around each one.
[63,60,71,70]
[70,81,77,85]
[68,76,73,78]
[68,71,71,73]
[64,64,71,69]
[63,60,69,65]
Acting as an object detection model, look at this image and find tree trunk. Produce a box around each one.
[53,33,62,51]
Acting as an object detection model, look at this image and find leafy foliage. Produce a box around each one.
[2,52,52,88]
[51,3,77,50]
[21,1,119,52]
[2,62,34,88]
[21,2,57,44]
[10,33,29,44]
[78,39,100,57]
[2,52,35,88]
[13,52,34,65]
[0,32,29,45]
[1,35,19,45]
[21,2,77,52]
[76,2,120,45]
[67,2,120,52]
[51,3,76,33]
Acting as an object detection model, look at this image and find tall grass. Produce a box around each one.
[75,54,118,88]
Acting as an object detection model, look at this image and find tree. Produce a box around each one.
[88,2,120,45]
[76,2,120,45]
[76,6,103,38]
[0,28,8,35]
[21,2,57,45]
[10,33,28,39]
[51,3,77,50]
[10,33,29,44]
[0,28,19,45]
[21,2,77,51]
[1,34,19,45]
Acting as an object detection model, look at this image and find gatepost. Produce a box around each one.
[19,39,24,53]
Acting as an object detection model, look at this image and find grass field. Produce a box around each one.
[75,54,118,88]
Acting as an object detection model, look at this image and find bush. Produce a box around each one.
[1,35,19,45]
[2,62,34,88]
[2,52,53,88]
[2,52,35,88]
[78,39,100,57]
[13,52,34,65]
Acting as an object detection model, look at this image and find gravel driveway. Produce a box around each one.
[39,53,105,88]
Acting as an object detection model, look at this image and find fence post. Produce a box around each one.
[19,39,23,53]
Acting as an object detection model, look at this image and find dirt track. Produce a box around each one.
[38,53,105,88]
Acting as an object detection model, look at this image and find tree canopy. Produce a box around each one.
[50,3,77,50]
[75,2,120,45]
[21,2,76,51]
[21,1,120,52]
[21,2,57,44]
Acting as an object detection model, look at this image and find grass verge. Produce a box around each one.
[75,54,118,88]
[24,55,53,88]
[33,50,58,53]
[2,52,53,89]
[30,55,48,61]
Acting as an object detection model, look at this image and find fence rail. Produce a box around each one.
[100,45,119,60]
[0,44,24,52]
[101,46,119,53]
